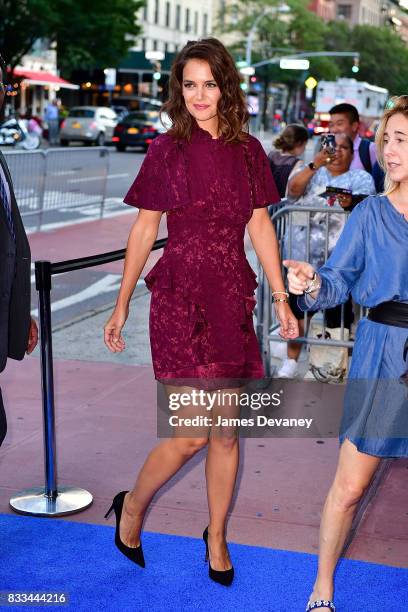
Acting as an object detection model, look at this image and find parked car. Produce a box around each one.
[111,105,129,122]
[112,111,162,152]
[114,96,162,113]
[60,106,117,146]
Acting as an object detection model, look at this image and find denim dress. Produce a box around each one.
[299,196,408,458]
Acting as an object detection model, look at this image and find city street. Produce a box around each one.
[2,1,408,607]
[1,146,146,233]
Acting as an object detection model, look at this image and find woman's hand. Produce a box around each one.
[26,317,39,354]
[104,306,129,353]
[274,302,299,340]
[313,148,336,169]
[336,193,353,209]
[283,260,315,295]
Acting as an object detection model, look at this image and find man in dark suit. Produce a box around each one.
[0,54,38,447]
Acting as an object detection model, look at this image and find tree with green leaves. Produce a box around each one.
[323,21,408,95]
[216,0,340,122]
[0,0,145,77]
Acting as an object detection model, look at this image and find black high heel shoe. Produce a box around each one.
[104,491,145,567]
[203,526,234,586]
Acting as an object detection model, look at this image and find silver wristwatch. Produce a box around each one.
[304,272,321,294]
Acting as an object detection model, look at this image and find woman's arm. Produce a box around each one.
[104,209,162,352]
[247,207,298,339]
[284,201,367,312]
[248,208,286,293]
[287,149,333,199]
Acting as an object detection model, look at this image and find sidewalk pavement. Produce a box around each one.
[1,355,407,568]
[0,211,407,570]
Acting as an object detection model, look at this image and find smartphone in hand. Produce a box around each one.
[320,133,336,155]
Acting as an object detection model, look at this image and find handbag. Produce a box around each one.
[308,314,349,383]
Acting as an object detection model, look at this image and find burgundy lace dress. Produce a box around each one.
[124,123,279,388]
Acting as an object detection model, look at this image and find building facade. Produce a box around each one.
[308,0,336,21]
[335,0,383,25]
[132,0,215,53]
[334,0,408,39]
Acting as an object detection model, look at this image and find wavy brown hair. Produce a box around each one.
[376,95,408,195]
[161,38,249,143]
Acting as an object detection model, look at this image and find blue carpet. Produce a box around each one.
[0,514,407,612]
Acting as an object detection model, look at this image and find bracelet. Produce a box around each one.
[271,291,289,297]
[273,297,289,303]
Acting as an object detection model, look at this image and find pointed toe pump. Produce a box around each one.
[105,491,145,568]
[203,526,234,586]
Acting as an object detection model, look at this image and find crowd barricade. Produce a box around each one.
[4,147,109,231]
[256,202,367,378]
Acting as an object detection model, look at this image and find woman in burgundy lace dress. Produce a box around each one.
[103,38,298,584]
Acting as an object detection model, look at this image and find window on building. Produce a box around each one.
[164,42,168,53]
[176,4,181,29]
[154,0,159,24]
[165,1,170,27]
[142,38,146,51]
[143,2,148,21]
[194,10,199,34]
[203,12,208,35]
[337,4,352,20]
[153,40,158,50]
[186,8,190,32]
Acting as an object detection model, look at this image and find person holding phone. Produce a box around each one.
[276,133,375,379]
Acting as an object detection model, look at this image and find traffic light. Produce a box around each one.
[153,61,161,80]
[352,57,360,73]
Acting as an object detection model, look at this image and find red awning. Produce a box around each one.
[11,69,79,90]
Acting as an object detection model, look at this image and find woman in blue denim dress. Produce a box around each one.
[285,97,408,611]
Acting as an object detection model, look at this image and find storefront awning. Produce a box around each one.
[11,69,79,90]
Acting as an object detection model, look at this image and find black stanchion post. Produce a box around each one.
[36,261,57,499]
[9,261,93,517]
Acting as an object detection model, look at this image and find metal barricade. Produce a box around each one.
[257,203,366,377]
[4,147,109,231]
[3,150,46,225]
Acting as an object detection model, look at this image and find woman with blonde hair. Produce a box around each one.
[285,96,408,610]
[103,38,298,585]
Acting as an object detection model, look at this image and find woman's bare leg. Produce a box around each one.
[120,385,210,547]
[205,387,242,571]
[308,439,381,609]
